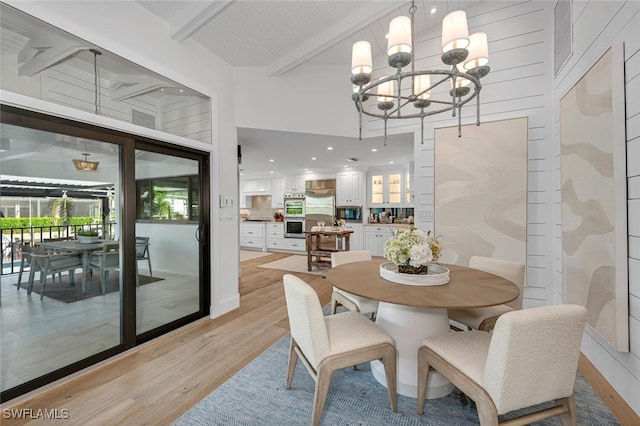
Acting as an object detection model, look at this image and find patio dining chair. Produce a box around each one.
[16,243,37,291]
[89,243,120,295]
[135,237,152,286]
[28,246,83,301]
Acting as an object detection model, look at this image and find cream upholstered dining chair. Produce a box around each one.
[448,256,525,332]
[417,304,587,425]
[283,274,397,426]
[330,250,378,318]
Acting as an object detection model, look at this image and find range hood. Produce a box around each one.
[305,179,336,195]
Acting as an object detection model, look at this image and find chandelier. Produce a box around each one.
[73,152,99,171]
[350,1,490,143]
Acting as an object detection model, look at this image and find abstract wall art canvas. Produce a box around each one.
[560,45,628,351]
[434,117,528,269]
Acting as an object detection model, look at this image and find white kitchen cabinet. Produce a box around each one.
[336,171,364,206]
[240,222,265,251]
[368,170,409,207]
[265,223,284,250]
[364,226,395,257]
[342,223,363,251]
[285,175,306,194]
[239,195,252,209]
[242,179,271,195]
[271,178,285,208]
[284,238,306,252]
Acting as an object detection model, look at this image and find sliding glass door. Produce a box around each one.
[0,105,210,402]
[134,146,207,336]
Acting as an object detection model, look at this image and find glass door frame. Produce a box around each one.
[0,104,211,402]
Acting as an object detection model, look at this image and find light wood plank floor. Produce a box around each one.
[2,252,636,425]
[1,252,331,425]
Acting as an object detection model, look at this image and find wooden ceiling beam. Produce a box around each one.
[170,0,235,42]
[266,2,400,77]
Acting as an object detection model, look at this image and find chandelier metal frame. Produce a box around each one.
[351,1,490,143]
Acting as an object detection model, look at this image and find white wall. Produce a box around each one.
[3,0,638,415]
[551,0,640,415]
[233,65,359,138]
[4,0,241,318]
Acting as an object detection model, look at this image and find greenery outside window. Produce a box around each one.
[136,175,200,222]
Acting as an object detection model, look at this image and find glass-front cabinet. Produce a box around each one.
[368,170,410,207]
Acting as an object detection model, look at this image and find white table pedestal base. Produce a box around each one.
[370,301,454,399]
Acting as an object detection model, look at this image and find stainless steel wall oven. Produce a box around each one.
[284,218,305,238]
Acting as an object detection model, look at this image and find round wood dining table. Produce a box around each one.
[325,258,519,399]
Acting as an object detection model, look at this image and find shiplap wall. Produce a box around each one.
[364,0,639,411]
[39,62,212,143]
[551,0,640,415]
[370,1,555,307]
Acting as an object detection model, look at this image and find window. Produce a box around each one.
[136,175,200,222]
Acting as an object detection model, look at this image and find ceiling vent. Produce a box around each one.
[132,109,156,130]
[346,157,359,162]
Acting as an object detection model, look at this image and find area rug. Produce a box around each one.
[240,250,275,263]
[15,272,163,303]
[257,254,329,276]
[174,336,619,426]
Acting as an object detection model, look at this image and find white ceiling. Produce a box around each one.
[237,128,414,179]
[2,1,478,179]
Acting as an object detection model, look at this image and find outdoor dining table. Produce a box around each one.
[40,239,118,294]
[325,258,519,399]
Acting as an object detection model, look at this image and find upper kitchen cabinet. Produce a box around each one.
[242,179,271,195]
[271,178,284,208]
[405,162,414,205]
[285,175,305,194]
[336,171,364,206]
[368,169,411,207]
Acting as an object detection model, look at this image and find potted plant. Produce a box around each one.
[77,230,99,243]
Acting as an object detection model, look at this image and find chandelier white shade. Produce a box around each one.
[350,1,491,141]
[464,32,490,70]
[441,10,469,53]
[351,41,372,76]
[376,79,395,103]
[387,16,412,56]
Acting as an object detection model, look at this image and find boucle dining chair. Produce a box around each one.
[283,274,397,426]
[330,250,378,318]
[417,304,587,425]
[448,256,525,332]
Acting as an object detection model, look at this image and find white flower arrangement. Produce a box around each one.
[383,228,442,274]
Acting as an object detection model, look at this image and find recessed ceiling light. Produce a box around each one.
[389,161,394,164]
[179,89,184,93]
[311,157,317,160]
[371,148,378,152]
[430,7,437,14]
[269,171,274,174]
[327,146,333,150]
[160,88,165,92]
[304,168,308,171]
[269,159,274,162]
[344,165,348,168]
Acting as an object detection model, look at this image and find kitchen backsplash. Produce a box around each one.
[242,195,283,221]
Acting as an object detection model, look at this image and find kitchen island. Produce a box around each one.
[303,228,353,271]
